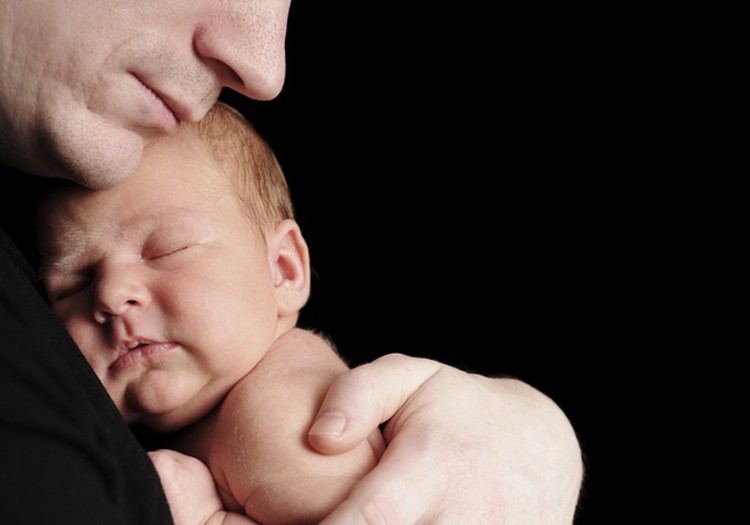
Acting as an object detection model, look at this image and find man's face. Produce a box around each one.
[0,0,291,188]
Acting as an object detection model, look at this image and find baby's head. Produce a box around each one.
[196,102,294,238]
[36,103,310,432]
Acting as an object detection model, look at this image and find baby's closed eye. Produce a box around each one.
[141,227,206,266]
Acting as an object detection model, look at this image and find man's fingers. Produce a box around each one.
[319,428,445,525]
[307,353,441,455]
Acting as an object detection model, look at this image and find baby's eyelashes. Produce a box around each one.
[147,244,192,260]
[141,228,205,264]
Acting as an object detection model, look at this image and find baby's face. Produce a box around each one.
[37,133,280,432]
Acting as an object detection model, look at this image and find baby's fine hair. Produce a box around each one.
[195,102,294,233]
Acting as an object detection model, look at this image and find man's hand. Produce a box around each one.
[307,354,583,524]
[149,449,258,525]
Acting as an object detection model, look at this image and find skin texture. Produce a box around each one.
[3,0,583,522]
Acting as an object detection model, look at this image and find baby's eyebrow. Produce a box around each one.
[39,250,86,280]
[38,207,204,276]
[38,227,92,278]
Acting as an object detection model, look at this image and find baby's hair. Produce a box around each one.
[195,102,294,234]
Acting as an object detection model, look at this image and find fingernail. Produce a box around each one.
[309,411,347,437]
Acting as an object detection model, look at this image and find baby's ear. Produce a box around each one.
[267,219,311,318]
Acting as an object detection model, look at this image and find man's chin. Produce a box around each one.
[44,116,147,189]
[59,140,144,190]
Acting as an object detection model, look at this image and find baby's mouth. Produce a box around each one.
[111,339,177,373]
[118,338,155,355]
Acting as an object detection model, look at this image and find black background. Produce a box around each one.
[220,3,652,523]
[0,3,662,522]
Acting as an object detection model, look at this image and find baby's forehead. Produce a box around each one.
[147,126,237,186]
[38,168,231,240]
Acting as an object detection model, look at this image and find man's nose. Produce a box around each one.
[193,0,291,101]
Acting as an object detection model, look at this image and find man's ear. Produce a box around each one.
[267,219,311,319]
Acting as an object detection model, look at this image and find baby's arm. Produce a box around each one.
[204,329,385,524]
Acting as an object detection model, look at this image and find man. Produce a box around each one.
[0,1,582,523]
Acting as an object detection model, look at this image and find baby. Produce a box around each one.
[35,103,384,524]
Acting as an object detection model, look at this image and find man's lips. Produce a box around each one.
[132,73,204,124]
[111,339,177,374]
[145,85,191,123]
[132,74,181,132]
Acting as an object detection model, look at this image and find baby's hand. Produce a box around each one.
[149,449,258,525]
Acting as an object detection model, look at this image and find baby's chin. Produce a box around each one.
[129,414,180,435]
[121,388,220,435]
[124,407,186,435]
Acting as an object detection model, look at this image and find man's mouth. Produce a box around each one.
[132,73,206,124]
[131,74,181,132]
